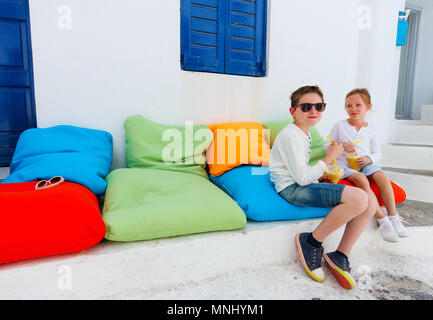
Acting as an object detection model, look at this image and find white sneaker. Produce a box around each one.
[389,215,410,238]
[377,217,399,242]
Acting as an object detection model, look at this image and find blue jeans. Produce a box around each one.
[279,182,346,208]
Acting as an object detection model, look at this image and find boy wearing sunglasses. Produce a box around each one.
[269,85,376,290]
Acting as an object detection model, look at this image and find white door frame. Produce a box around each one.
[395,4,421,120]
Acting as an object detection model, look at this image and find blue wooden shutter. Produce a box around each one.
[181,0,225,73]
[225,0,267,76]
[0,0,36,166]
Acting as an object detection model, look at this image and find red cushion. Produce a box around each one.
[337,179,406,206]
[0,181,106,264]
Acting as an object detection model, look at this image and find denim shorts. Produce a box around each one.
[342,163,383,179]
[279,182,346,208]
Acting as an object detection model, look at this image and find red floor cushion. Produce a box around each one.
[0,181,106,264]
[337,179,406,206]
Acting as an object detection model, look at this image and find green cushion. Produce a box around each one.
[102,168,247,241]
[262,119,327,166]
[124,115,214,178]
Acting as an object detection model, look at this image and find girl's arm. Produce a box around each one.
[326,121,355,153]
[366,127,381,163]
[324,123,339,151]
[279,133,327,187]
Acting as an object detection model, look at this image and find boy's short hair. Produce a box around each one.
[345,88,371,105]
[290,85,324,107]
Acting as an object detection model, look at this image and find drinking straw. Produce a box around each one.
[326,136,333,144]
[334,159,338,173]
[351,140,362,157]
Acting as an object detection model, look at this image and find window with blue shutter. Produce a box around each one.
[181,0,267,77]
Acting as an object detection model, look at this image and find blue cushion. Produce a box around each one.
[209,165,331,221]
[2,125,112,195]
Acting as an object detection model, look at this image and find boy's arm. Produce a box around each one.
[280,133,327,187]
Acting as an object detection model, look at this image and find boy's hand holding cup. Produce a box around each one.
[324,142,344,164]
[342,142,356,153]
[323,142,344,183]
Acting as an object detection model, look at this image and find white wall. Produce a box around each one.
[28,0,404,169]
[357,0,405,141]
[407,0,433,119]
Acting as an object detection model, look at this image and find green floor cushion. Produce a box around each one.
[124,115,213,178]
[263,119,327,166]
[102,168,247,241]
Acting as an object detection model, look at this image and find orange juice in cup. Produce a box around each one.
[325,165,344,184]
[346,152,361,171]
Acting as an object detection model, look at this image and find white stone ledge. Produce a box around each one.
[1,215,431,299]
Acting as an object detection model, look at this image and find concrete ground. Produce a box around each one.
[112,200,433,300]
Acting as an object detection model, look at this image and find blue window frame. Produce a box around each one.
[181,0,267,77]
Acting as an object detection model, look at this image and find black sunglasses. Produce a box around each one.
[293,103,327,112]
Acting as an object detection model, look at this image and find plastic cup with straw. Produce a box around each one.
[326,136,338,173]
[351,140,362,157]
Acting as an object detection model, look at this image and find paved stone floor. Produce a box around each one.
[397,200,433,226]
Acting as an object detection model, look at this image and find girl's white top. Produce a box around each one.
[324,119,381,169]
[269,123,328,193]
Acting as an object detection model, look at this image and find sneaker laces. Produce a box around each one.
[390,215,412,227]
[342,257,350,272]
[311,247,323,269]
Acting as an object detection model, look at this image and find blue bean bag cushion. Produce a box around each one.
[209,165,331,221]
[1,125,112,195]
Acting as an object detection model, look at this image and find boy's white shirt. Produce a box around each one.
[269,123,328,193]
[324,119,381,169]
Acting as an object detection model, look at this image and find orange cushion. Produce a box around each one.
[206,122,271,176]
[0,181,106,265]
[337,179,406,206]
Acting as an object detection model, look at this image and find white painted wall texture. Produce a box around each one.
[28,0,405,169]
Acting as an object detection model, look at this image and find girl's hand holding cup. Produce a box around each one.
[356,156,372,168]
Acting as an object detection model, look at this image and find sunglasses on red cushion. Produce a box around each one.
[35,176,65,190]
[293,103,327,112]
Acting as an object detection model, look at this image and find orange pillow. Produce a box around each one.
[206,122,271,176]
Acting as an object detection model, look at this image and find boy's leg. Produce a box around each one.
[336,192,376,255]
[290,184,374,285]
[312,185,371,245]
[346,173,385,219]
[368,171,397,215]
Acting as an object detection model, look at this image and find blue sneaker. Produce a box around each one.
[295,233,325,282]
[323,251,355,290]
